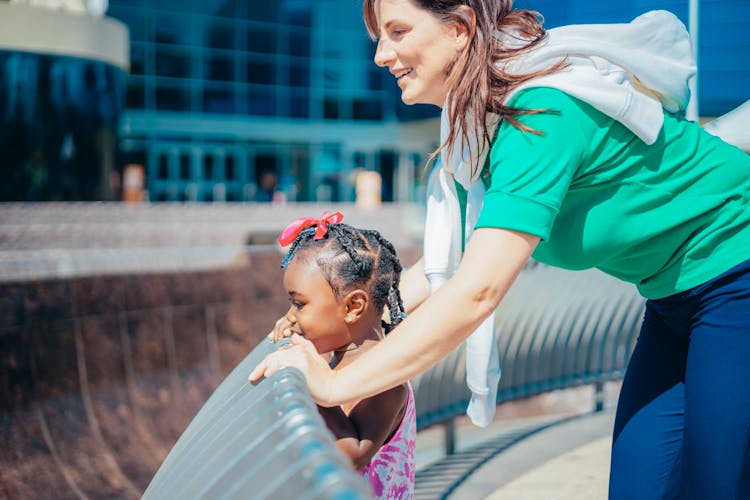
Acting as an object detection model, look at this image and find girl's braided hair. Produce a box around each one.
[281,223,406,333]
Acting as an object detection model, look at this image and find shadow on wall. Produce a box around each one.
[0,252,289,498]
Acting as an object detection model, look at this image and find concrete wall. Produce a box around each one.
[0,256,287,497]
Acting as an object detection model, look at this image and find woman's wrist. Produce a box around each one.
[318,367,344,407]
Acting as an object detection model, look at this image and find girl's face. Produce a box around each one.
[373,0,465,107]
[282,255,352,354]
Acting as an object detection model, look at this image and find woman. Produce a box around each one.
[250,1,750,498]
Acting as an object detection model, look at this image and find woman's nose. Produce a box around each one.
[373,38,394,67]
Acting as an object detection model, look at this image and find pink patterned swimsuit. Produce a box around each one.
[360,383,416,499]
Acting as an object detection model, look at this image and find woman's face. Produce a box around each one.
[373,0,464,107]
[282,254,351,354]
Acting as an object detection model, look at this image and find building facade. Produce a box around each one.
[0,0,129,201]
[110,0,440,203]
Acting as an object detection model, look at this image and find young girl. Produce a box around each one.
[273,212,415,500]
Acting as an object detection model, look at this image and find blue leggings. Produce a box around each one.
[609,259,750,500]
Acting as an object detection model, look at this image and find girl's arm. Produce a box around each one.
[250,227,539,406]
[317,384,407,470]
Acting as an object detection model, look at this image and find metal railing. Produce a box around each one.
[142,339,373,500]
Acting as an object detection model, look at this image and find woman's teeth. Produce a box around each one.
[396,69,413,79]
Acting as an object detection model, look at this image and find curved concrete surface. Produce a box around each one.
[0,260,288,499]
[410,407,615,500]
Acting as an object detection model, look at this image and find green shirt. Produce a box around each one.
[473,87,750,299]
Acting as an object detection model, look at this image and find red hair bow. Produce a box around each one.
[278,211,344,246]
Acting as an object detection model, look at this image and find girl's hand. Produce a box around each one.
[269,315,294,343]
[249,334,338,406]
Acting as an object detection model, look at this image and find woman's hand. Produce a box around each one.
[249,334,338,406]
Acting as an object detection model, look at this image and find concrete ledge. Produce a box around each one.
[0,245,254,282]
[0,202,424,282]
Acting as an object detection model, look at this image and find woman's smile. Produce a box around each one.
[394,68,413,80]
[396,69,413,88]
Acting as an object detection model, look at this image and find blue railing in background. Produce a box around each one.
[411,264,644,453]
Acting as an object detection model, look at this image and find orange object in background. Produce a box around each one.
[355,170,382,211]
[123,164,145,202]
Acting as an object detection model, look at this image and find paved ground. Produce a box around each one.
[414,390,617,499]
[486,437,611,500]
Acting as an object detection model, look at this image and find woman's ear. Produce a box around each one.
[454,5,476,51]
[343,289,369,323]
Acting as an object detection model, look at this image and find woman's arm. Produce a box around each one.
[250,227,539,406]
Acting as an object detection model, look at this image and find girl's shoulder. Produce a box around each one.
[372,382,409,412]
[353,382,409,423]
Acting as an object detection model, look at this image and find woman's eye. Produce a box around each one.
[390,27,408,38]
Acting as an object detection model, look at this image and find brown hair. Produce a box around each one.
[363,0,564,175]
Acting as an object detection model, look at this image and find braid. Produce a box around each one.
[366,230,406,334]
[280,227,317,269]
[280,222,405,333]
[336,227,368,276]
[387,287,406,333]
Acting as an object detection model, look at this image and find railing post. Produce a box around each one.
[594,381,605,412]
[444,418,456,455]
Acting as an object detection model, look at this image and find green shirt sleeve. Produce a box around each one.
[476,87,591,240]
